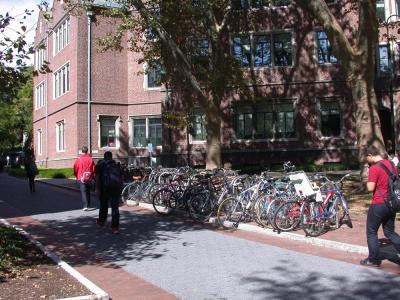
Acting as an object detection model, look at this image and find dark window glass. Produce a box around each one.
[376,0,385,23]
[233,36,251,66]
[316,31,337,64]
[191,111,206,141]
[192,39,209,57]
[100,117,117,147]
[232,0,249,10]
[272,0,290,6]
[275,103,295,138]
[321,101,341,137]
[273,33,292,66]
[147,62,162,88]
[255,104,273,138]
[254,35,271,67]
[378,45,390,76]
[149,118,162,146]
[133,119,146,147]
[235,107,253,139]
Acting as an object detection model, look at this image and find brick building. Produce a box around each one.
[33,0,400,168]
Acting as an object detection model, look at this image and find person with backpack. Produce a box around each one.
[73,146,95,211]
[95,151,122,234]
[361,145,400,267]
[24,154,38,193]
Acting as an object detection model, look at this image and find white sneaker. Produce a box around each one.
[83,207,89,211]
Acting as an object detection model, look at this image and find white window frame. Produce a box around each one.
[53,62,70,99]
[37,129,43,156]
[35,80,46,110]
[56,120,66,152]
[377,43,391,77]
[53,17,70,56]
[129,115,162,148]
[189,110,207,144]
[34,44,46,71]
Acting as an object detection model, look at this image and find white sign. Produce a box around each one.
[147,143,153,153]
[289,172,323,202]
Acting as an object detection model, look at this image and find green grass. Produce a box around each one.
[5,167,74,179]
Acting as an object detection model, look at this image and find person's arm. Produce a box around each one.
[73,159,78,178]
[367,182,376,192]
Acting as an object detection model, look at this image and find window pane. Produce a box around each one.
[233,36,251,67]
[378,45,390,75]
[191,112,206,141]
[232,0,249,10]
[273,33,292,66]
[254,35,271,67]
[316,31,337,64]
[147,63,162,88]
[192,39,209,57]
[149,118,162,146]
[275,103,295,138]
[272,0,290,6]
[321,101,341,137]
[133,119,146,147]
[100,117,116,147]
[376,0,385,23]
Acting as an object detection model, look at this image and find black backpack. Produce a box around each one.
[376,161,400,213]
[101,160,122,190]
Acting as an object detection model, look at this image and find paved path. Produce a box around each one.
[1,173,400,299]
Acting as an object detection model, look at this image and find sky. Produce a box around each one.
[1,0,42,64]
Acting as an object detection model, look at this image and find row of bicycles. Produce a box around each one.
[120,162,353,237]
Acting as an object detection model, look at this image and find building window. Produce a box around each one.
[56,121,65,151]
[320,100,341,137]
[34,45,45,71]
[273,33,292,67]
[232,36,251,67]
[234,102,295,140]
[192,39,209,57]
[376,0,385,23]
[37,129,42,156]
[54,63,70,98]
[54,17,70,55]
[100,117,117,148]
[316,31,337,64]
[254,35,271,67]
[191,110,206,141]
[378,44,390,76]
[132,117,162,147]
[145,62,162,89]
[232,32,292,68]
[35,82,45,110]
[232,0,290,9]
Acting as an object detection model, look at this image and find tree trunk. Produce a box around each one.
[350,76,385,182]
[205,103,222,169]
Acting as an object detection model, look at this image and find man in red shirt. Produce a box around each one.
[361,145,400,266]
[73,146,95,211]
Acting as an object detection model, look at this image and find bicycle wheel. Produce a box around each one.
[301,201,325,237]
[254,193,274,228]
[121,181,141,203]
[273,201,301,232]
[335,197,353,229]
[152,188,174,215]
[216,197,245,230]
[267,197,286,230]
[188,191,213,222]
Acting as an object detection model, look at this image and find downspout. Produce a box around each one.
[87,10,94,154]
[45,32,50,168]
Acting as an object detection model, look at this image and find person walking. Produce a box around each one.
[95,151,122,234]
[73,146,95,211]
[360,145,400,267]
[24,154,38,193]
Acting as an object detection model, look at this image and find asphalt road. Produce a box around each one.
[1,173,400,300]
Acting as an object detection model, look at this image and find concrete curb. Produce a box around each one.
[37,180,369,255]
[134,202,369,255]
[0,218,109,300]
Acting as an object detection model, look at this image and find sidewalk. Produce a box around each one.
[36,177,398,256]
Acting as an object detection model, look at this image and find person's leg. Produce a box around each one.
[98,192,108,224]
[28,176,34,193]
[79,182,88,209]
[85,183,91,207]
[110,191,120,230]
[382,209,400,253]
[32,176,35,192]
[366,204,384,263]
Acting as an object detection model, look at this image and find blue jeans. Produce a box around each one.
[98,190,120,229]
[79,182,91,208]
[367,203,400,262]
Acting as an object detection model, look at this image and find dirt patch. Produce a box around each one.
[0,226,92,300]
